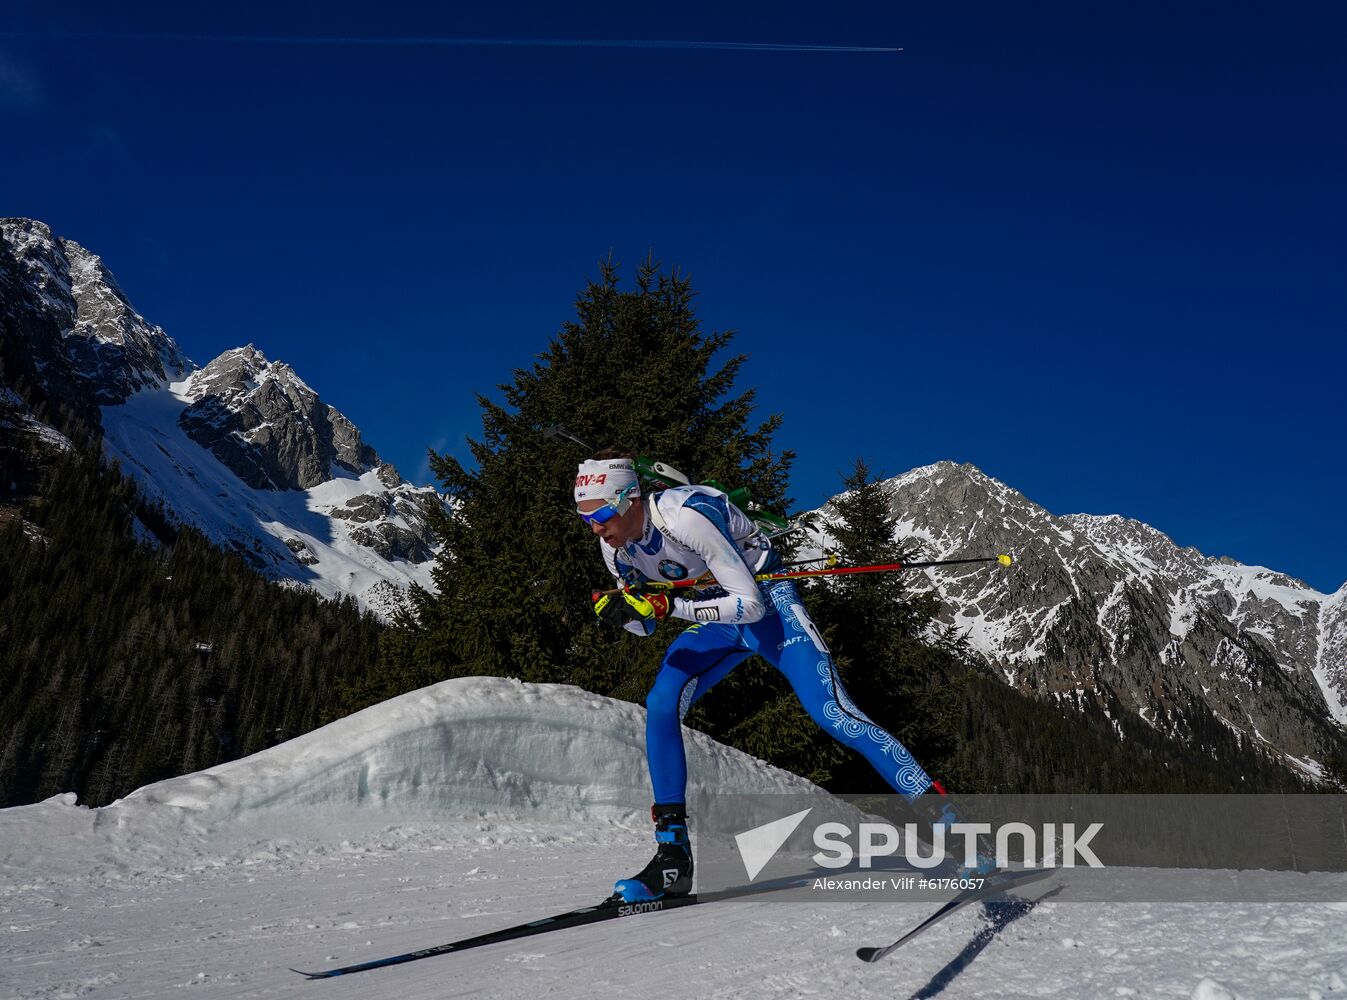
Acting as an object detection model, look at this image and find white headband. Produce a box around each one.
[574,458,640,507]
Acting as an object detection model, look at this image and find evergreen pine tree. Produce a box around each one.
[383,257,794,697]
[806,459,968,791]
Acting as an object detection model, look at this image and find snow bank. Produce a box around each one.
[1191,977,1243,1000]
[116,675,813,820]
[0,676,815,879]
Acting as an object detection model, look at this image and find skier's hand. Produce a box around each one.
[593,589,671,627]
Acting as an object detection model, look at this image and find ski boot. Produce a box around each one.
[609,804,694,903]
[912,792,998,876]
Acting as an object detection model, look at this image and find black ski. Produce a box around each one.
[291,894,701,979]
[855,867,1055,964]
[292,871,819,980]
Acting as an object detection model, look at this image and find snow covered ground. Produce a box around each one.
[3,677,1346,999]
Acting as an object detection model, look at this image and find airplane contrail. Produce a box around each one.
[0,31,901,53]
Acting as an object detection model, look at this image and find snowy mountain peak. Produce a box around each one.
[1,217,191,402]
[187,344,314,402]
[838,463,1347,770]
[3,219,445,619]
[177,344,380,492]
[890,459,996,490]
[887,460,957,488]
[884,461,1049,519]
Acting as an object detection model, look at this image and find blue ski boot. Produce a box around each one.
[915,793,998,875]
[610,804,693,903]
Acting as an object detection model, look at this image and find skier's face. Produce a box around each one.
[578,496,644,546]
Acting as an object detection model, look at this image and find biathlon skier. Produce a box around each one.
[576,449,982,904]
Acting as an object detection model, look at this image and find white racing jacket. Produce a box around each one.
[599,484,783,635]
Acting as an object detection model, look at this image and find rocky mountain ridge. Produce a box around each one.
[1,218,189,432]
[179,344,382,492]
[815,462,1346,777]
[1,218,442,618]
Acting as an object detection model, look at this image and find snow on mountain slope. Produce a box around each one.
[1321,585,1347,726]
[2,219,445,619]
[100,376,439,615]
[806,462,1347,774]
[3,676,1345,1000]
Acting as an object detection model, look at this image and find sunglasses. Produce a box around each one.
[578,482,638,525]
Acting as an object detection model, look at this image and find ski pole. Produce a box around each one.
[760,554,1013,581]
[590,554,1013,600]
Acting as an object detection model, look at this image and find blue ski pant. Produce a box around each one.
[645,580,933,805]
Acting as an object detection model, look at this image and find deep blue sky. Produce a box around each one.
[3,3,1343,592]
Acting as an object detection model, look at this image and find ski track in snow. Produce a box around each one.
[3,677,1346,999]
[6,836,1347,999]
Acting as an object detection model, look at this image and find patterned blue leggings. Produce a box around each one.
[645,580,932,805]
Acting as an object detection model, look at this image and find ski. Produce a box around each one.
[291,870,819,979]
[291,894,702,979]
[855,867,1055,964]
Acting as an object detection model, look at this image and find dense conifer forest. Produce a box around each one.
[0,444,384,808]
